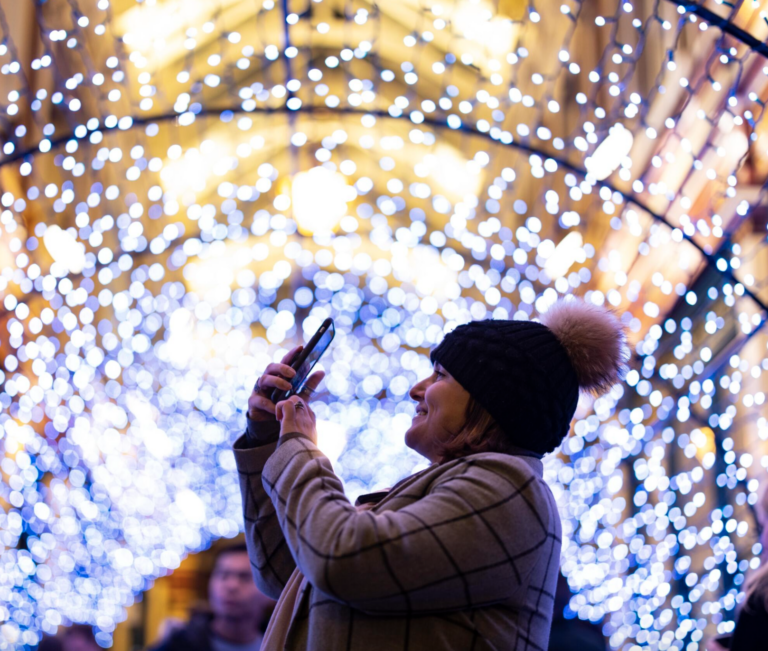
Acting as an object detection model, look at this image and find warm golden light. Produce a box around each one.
[183,242,253,299]
[692,427,716,462]
[292,167,355,235]
[402,245,459,298]
[43,225,86,274]
[116,0,211,61]
[453,3,516,54]
[422,145,483,199]
[117,0,236,53]
[160,139,232,201]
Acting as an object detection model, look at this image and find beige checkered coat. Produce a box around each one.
[235,428,561,650]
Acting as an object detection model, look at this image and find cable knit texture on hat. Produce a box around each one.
[431,299,626,455]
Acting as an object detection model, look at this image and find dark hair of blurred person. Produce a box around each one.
[150,544,275,651]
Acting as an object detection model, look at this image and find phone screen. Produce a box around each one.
[291,321,335,395]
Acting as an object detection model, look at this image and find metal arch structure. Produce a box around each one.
[1,103,766,316]
[668,1,768,60]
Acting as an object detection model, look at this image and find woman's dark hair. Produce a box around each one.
[433,396,512,462]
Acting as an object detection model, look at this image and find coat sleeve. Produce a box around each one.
[262,436,561,615]
[234,432,297,600]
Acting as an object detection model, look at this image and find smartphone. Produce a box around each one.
[270,318,335,403]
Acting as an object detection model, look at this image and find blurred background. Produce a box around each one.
[1,0,768,649]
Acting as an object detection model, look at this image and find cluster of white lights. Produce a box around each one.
[0,1,767,649]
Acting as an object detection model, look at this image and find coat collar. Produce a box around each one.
[353,450,544,509]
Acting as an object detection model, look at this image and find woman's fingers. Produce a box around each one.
[254,362,297,399]
[255,346,305,395]
[249,346,304,421]
[299,370,325,397]
[290,395,315,423]
[281,345,303,365]
[277,395,317,441]
[257,374,293,391]
[262,363,297,383]
[248,394,277,416]
[276,399,296,428]
[297,371,325,404]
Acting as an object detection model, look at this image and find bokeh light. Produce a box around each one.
[0,1,767,649]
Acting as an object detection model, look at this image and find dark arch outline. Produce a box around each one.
[3,104,765,314]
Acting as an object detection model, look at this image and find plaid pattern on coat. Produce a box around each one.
[235,433,562,651]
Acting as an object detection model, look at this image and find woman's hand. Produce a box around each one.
[248,345,302,422]
[276,394,318,444]
[248,345,326,424]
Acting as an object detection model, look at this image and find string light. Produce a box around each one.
[0,1,767,649]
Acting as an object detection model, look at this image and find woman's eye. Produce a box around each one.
[434,370,444,378]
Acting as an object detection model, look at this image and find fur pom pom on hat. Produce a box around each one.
[540,299,627,395]
[431,298,627,455]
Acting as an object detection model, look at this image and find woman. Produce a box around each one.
[234,299,626,650]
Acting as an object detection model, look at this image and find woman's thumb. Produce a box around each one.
[303,371,325,395]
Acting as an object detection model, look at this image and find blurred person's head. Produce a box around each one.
[208,544,273,626]
[61,625,99,651]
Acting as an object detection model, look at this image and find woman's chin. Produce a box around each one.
[404,425,419,450]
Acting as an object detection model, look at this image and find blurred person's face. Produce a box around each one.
[406,363,471,462]
[209,551,272,621]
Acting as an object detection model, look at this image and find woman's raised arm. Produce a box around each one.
[262,434,561,615]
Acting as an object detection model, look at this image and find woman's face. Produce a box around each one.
[405,363,471,462]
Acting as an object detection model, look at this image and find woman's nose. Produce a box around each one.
[409,378,427,401]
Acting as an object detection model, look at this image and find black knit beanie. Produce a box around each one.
[430,300,626,455]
